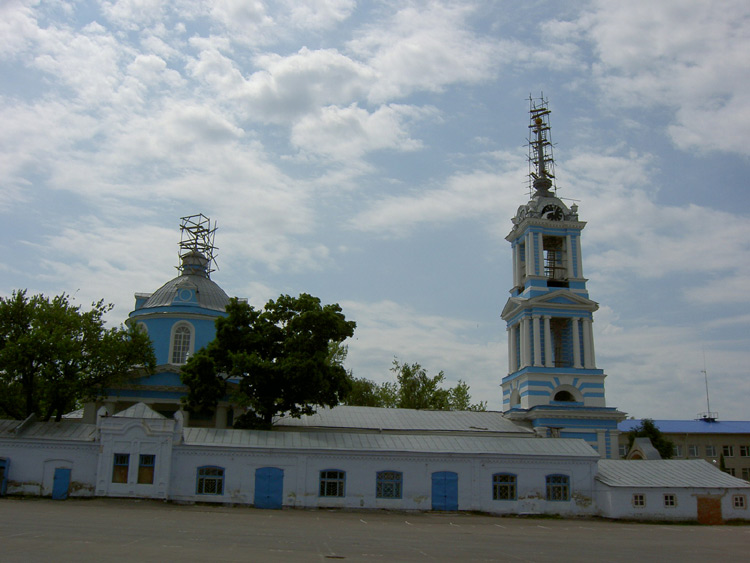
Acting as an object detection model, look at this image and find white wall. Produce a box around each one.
[596,485,750,521]
[168,446,599,516]
[0,440,98,497]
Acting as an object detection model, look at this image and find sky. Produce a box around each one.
[2,0,749,421]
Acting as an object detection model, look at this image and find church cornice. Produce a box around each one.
[506,218,586,242]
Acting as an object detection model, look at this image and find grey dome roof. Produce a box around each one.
[140,274,230,312]
[139,250,230,313]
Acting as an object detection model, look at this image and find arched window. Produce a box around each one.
[196,466,224,495]
[171,322,193,364]
[554,390,575,402]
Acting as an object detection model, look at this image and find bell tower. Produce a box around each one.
[501,97,624,458]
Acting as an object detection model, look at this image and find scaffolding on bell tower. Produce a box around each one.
[178,213,219,277]
[527,95,557,197]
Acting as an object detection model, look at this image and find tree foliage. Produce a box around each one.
[0,290,155,422]
[345,359,487,411]
[627,418,675,459]
[180,294,356,429]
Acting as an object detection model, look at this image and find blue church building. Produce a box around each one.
[82,214,237,427]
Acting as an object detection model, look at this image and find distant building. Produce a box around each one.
[619,419,750,481]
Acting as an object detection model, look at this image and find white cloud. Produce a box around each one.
[349,151,527,237]
[280,0,355,30]
[348,2,502,103]
[561,150,750,303]
[100,0,170,31]
[581,0,750,156]
[342,299,503,407]
[243,48,374,123]
[291,103,428,161]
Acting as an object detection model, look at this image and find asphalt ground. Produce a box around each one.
[1,497,748,562]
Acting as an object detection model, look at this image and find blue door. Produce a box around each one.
[0,458,8,496]
[52,468,71,500]
[254,467,283,509]
[431,471,458,511]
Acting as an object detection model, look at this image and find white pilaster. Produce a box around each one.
[521,317,531,368]
[575,235,583,279]
[582,318,594,369]
[532,315,542,366]
[571,317,582,369]
[524,233,535,276]
[566,235,574,279]
[543,316,553,367]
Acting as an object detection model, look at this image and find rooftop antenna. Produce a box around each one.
[527,94,557,198]
[698,349,718,422]
[178,213,219,278]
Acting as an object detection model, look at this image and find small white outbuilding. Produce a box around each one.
[595,459,750,523]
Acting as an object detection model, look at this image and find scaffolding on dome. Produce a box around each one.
[527,94,557,197]
[178,213,218,277]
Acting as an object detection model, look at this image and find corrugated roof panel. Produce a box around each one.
[0,420,97,442]
[180,428,598,458]
[597,459,750,488]
[274,406,532,435]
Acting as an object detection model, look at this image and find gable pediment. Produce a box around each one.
[502,290,598,320]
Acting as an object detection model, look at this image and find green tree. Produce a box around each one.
[0,290,155,422]
[344,359,486,411]
[181,294,356,429]
[627,418,675,459]
[448,379,488,412]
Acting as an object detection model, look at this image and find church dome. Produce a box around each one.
[139,251,230,313]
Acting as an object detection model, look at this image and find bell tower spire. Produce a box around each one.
[501,96,625,458]
[528,96,555,197]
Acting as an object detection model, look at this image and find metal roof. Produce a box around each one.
[0,419,97,442]
[619,419,750,434]
[596,459,750,488]
[113,402,167,419]
[274,406,533,435]
[138,273,230,313]
[182,427,598,457]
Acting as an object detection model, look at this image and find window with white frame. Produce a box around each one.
[723,445,735,457]
[673,445,683,458]
[171,322,193,364]
[319,470,345,497]
[740,445,749,457]
[619,444,629,458]
[138,454,155,484]
[632,493,645,507]
[196,466,224,495]
[688,445,698,458]
[376,471,402,499]
[492,473,517,501]
[733,495,746,509]
[664,494,676,507]
[112,453,129,483]
[742,468,750,481]
[545,474,570,501]
[706,445,717,457]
